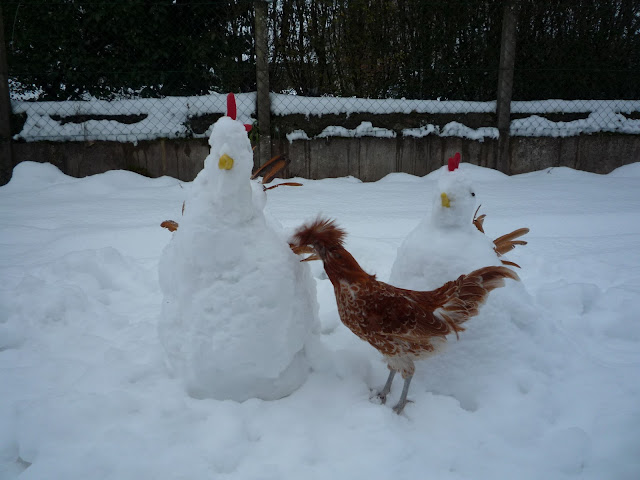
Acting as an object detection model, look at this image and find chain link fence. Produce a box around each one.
[4,0,640,144]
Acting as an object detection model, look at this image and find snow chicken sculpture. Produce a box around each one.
[158,95,318,401]
[389,152,529,292]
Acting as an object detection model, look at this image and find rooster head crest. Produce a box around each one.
[292,217,346,250]
[226,93,252,132]
[448,152,461,171]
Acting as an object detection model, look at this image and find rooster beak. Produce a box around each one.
[289,244,321,262]
[441,192,451,208]
[219,154,234,170]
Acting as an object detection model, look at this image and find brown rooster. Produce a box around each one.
[291,217,519,414]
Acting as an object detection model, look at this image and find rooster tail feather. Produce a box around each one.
[292,216,346,249]
[434,266,519,331]
[472,265,520,291]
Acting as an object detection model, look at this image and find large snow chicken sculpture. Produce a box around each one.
[158,94,318,401]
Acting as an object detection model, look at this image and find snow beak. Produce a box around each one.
[441,192,451,208]
[289,244,321,262]
[218,154,234,170]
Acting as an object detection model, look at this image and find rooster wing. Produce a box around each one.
[336,282,453,352]
[347,266,518,361]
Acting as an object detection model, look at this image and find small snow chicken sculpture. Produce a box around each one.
[389,152,529,292]
[291,217,518,414]
[158,93,317,402]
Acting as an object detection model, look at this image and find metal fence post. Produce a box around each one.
[0,5,14,185]
[254,0,271,167]
[496,0,518,175]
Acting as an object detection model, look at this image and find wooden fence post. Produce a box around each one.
[496,0,519,175]
[254,0,271,167]
[0,4,14,185]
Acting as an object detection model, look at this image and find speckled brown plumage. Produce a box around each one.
[291,217,519,414]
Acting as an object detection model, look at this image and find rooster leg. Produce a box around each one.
[372,369,396,404]
[392,375,413,415]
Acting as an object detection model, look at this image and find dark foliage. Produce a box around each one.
[4,0,639,101]
[5,0,255,100]
[515,0,640,100]
[270,0,639,100]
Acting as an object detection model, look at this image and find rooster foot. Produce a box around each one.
[370,369,396,405]
[392,398,414,415]
[392,374,414,415]
[369,390,388,405]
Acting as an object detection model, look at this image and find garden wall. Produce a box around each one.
[11,133,640,182]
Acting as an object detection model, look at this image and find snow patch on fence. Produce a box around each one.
[11,94,640,142]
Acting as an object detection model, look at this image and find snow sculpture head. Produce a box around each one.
[188,98,256,222]
[431,153,477,229]
[207,115,253,181]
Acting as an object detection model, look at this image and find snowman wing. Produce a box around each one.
[472,206,529,266]
[251,154,290,184]
[472,205,486,233]
[493,227,530,256]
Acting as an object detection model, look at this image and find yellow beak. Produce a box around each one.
[218,154,234,170]
[441,192,451,208]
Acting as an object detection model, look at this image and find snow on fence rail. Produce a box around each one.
[11,94,640,143]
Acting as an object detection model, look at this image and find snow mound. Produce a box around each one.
[4,161,73,192]
[1,160,640,479]
[158,116,318,401]
[609,162,640,178]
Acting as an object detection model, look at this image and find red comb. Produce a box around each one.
[448,152,461,171]
[226,93,237,120]
[226,93,252,132]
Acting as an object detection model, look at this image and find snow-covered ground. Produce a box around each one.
[12,93,640,142]
[1,161,639,479]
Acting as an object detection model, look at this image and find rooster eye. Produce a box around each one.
[471,192,475,197]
